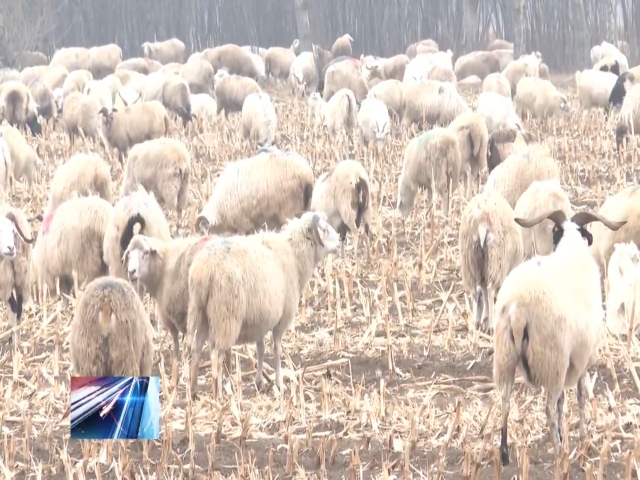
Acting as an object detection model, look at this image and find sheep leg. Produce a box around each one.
[556,390,565,445]
[486,285,496,332]
[497,360,517,466]
[271,324,288,393]
[576,375,587,440]
[7,292,21,345]
[364,224,371,262]
[167,323,181,363]
[473,286,484,328]
[189,325,209,400]
[59,275,74,307]
[255,337,266,391]
[545,389,563,457]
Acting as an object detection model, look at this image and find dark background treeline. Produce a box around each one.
[0,0,636,72]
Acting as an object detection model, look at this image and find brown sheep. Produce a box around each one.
[116,57,162,75]
[162,75,193,125]
[378,54,410,81]
[202,44,262,81]
[16,51,48,70]
[0,81,41,135]
[454,51,501,80]
[50,47,91,72]
[265,39,300,83]
[487,39,514,51]
[429,65,457,83]
[181,58,214,95]
[213,70,261,118]
[19,65,48,86]
[142,38,186,65]
[332,34,354,58]
[69,276,154,377]
[89,44,123,79]
[323,63,368,103]
[60,91,106,148]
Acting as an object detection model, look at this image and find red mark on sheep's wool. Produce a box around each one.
[41,211,54,234]
[196,235,214,250]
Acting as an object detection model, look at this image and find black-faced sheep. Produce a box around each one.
[142,38,186,65]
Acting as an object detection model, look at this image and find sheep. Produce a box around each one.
[190,94,218,125]
[142,38,186,64]
[539,63,550,80]
[594,57,624,76]
[213,70,261,118]
[40,65,69,91]
[46,152,113,213]
[486,128,533,173]
[202,44,262,81]
[265,40,300,83]
[575,69,618,110]
[588,185,640,276]
[324,88,358,138]
[89,44,123,79]
[482,72,511,97]
[60,91,107,149]
[608,71,636,113]
[606,242,640,335]
[428,65,457,83]
[307,92,328,126]
[0,69,20,85]
[322,62,368,103]
[50,47,91,72]
[494,210,626,464]
[160,63,184,76]
[241,46,268,58]
[367,79,404,120]
[330,34,354,58]
[0,138,12,195]
[0,81,41,136]
[404,52,454,83]
[484,148,560,208]
[397,128,461,218]
[447,112,489,197]
[402,80,470,128]
[161,75,193,125]
[406,39,439,58]
[248,53,267,85]
[310,159,372,261]
[476,91,523,134]
[116,57,162,75]
[19,65,48,87]
[28,80,56,120]
[502,55,542,97]
[122,137,191,222]
[0,204,34,342]
[123,233,215,364]
[241,92,277,147]
[31,195,112,305]
[373,55,409,81]
[112,69,146,95]
[488,39,513,51]
[459,190,523,331]
[514,180,573,259]
[0,125,41,185]
[289,51,318,97]
[99,98,171,164]
[317,55,358,94]
[16,51,48,70]
[69,276,154,377]
[591,41,628,72]
[196,151,314,236]
[104,186,172,280]
[357,97,391,149]
[181,58,214,95]
[187,211,341,398]
[454,51,502,81]
[82,78,115,113]
[514,77,570,119]
[62,69,94,97]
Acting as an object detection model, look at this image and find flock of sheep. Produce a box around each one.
[1,33,640,466]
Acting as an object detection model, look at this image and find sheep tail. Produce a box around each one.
[98,302,114,335]
[163,114,171,134]
[5,88,24,126]
[302,181,314,211]
[354,176,369,229]
[119,213,146,258]
[505,303,532,384]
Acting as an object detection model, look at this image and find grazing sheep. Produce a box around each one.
[19,65,48,87]
[31,195,112,305]
[608,71,635,113]
[311,159,372,260]
[459,190,523,330]
[112,69,146,95]
[331,34,354,57]
[482,72,511,97]
[83,79,115,112]
[0,125,41,185]
[116,57,162,75]
[575,69,618,110]
[202,44,262,81]
[241,92,278,147]
[0,68,20,85]
[402,80,470,128]
[16,51,48,70]
[486,128,533,173]
[28,80,56,120]
[89,44,123,79]
[323,62,368,103]
[181,58,214,95]
[50,47,91,72]
[358,97,391,148]
[161,75,192,125]
[0,205,34,342]
[123,234,217,363]
[142,38,186,64]
[591,41,629,72]
[190,94,218,125]
[514,77,571,119]
[0,81,41,136]
[40,65,69,91]
[397,128,462,218]
[375,55,410,81]
[404,52,455,84]
[0,138,12,195]
[62,70,93,98]
[213,70,261,118]
[46,153,112,213]
[447,112,489,197]
[69,276,154,377]
[104,186,172,280]
[196,151,314,236]
[265,40,300,83]
[247,53,267,85]
[122,137,190,222]
[60,91,107,149]
[307,92,328,126]
[367,79,404,120]
[324,88,358,138]
[514,180,573,259]
[406,39,439,58]
[99,98,171,164]
[606,242,640,335]
[477,91,523,134]
[187,211,341,398]
[454,51,502,81]
[160,63,184,76]
[494,210,626,465]
[484,148,560,208]
[488,39,513,51]
[427,65,457,83]
[502,55,542,97]
[589,185,640,275]
[289,51,319,97]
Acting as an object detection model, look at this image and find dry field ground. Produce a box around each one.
[2,77,640,479]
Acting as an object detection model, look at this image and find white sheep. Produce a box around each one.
[241,92,278,147]
[311,159,372,261]
[367,79,404,120]
[606,242,640,335]
[190,94,217,125]
[357,97,391,148]
[289,51,318,97]
[0,125,41,185]
[459,190,523,330]
[447,112,488,197]
[307,92,328,127]
[402,80,470,128]
[482,72,511,97]
[574,69,618,110]
[476,91,523,134]
[196,150,314,236]
[324,88,358,138]
[513,77,571,119]
[187,211,341,398]
[493,210,626,464]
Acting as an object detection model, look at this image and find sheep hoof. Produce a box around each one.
[255,378,266,392]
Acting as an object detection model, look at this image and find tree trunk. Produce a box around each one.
[513,0,525,57]
[294,0,312,52]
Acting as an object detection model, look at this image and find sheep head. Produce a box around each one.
[0,211,33,259]
[304,211,341,256]
[123,235,161,284]
[98,106,114,125]
[141,42,153,58]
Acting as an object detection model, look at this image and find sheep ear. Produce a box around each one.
[196,215,210,235]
